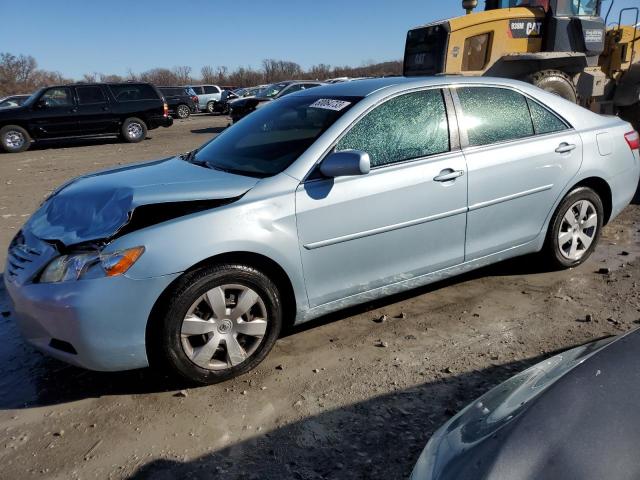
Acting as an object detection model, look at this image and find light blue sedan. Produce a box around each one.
[4,77,639,384]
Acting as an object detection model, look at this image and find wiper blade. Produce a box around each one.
[181,149,213,168]
[180,149,198,162]
[211,165,266,178]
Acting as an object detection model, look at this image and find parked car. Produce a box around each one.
[188,84,222,114]
[228,80,324,123]
[410,328,640,479]
[4,77,639,385]
[158,86,198,119]
[0,94,31,109]
[214,86,265,114]
[0,82,173,153]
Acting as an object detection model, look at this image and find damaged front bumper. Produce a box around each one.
[3,269,180,371]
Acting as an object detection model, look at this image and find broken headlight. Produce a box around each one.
[39,246,145,283]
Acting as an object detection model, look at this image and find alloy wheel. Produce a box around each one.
[127,122,143,139]
[178,105,190,118]
[558,199,598,261]
[4,130,25,149]
[180,284,268,370]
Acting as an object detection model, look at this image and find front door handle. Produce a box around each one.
[434,169,465,182]
[555,143,576,154]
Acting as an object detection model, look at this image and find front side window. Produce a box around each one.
[527,98,569,134]
[40,87,73,107]
[336,89,449,168]
[192,95,361,177]
[456,87,534,146]
[76,86,106,104]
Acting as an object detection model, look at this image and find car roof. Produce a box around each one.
[295,75,543,97]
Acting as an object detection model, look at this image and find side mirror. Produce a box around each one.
[320,150,371,178]
[35,98,49,109]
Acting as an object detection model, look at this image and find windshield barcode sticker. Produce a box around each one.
[309,99,351,111]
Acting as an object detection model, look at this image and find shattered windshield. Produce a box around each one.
[192,95,361,177]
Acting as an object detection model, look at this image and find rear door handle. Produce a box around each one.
[433,169,465,182]
[555,143,576,154]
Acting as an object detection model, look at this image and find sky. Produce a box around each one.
[1,0,637,79]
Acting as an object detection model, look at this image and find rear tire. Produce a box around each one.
[176,104,190,119]
[0,125,31,153]
[120,117,147,143]
[543,187,603,269]
[527,70,577,103]
[149,264,283,385]
[206,101,216,114]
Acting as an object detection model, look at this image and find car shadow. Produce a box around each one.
[283,254,554,338]
[0,254,559,410]
[632,179,640,205]
[127,350,570,480]
[190,127,226,135]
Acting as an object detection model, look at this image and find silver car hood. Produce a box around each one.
[26,157,259,246]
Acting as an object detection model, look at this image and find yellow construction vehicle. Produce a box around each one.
[403,0,640,129]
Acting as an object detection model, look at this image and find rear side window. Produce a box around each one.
[109,84,159,102]
[76,86,106,104]
[527,98,568,135]
[456,87,534,146]
[336,89,449,168]
[191,86,204,94]
[203,85,218,94]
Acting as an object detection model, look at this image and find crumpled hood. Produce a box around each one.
[26,157,259,246]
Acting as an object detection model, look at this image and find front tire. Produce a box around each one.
[543,187,603,269]
[0,125,31,153]
[151,264,282,385]
[121,117,147,143]
[527,70,577,103]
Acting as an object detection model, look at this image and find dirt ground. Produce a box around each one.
[1,115,639,479]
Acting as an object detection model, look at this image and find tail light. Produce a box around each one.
[625,131,639,151]
[163,102,169,118]
[192,95,199,104]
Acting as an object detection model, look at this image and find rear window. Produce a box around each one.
[109,84,159,102]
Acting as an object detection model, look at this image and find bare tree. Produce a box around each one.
[308,63,332,81]
[125,68,138,81]
[140,68,178,86]
[172,65,192,85]
[99,73,124,83]
[0,51,403,95]
[200,65,215,84]
[81,72,98,83]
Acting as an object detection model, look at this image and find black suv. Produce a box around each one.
[0,82,173,153]
[158,87,199,119]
